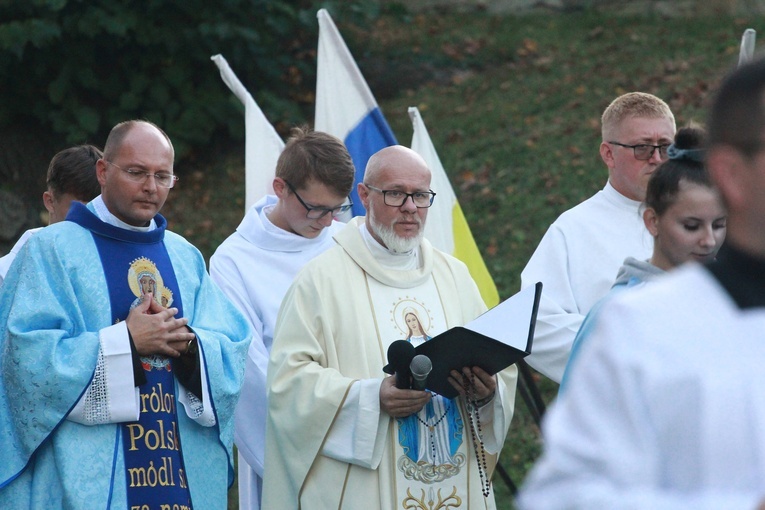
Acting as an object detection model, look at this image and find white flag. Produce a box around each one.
[211,54,284,211]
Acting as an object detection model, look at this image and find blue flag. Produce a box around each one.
[315,9,398,217]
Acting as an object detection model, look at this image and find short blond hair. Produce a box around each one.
[601,92,675,140]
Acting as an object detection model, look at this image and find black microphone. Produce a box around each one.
[387,340,415,389]
[410,354,432,391]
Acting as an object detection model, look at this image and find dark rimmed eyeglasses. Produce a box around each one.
[107,161,179,188]
[364,185,436,208]
[284,181,353,219]
[608,141,671,161]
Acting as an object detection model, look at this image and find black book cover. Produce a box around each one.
[415,282,542,398]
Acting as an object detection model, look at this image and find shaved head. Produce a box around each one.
[364,146,431,186]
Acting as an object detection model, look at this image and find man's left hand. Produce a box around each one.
[447,366,497,403]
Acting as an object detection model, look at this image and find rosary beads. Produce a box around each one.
[463,373,491,497]
[413,398,451,463]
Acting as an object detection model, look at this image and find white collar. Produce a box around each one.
[91,195,156,232]
[603,180,643,210]
[237,195,340,252]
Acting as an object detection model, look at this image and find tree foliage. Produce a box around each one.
[0,0,376,156]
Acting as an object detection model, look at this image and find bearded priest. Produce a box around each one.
[263,145,517,509]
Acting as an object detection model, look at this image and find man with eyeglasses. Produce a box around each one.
[519,92,675,383]
[0,144,102,286]
[263,145,517,509]
[0,120,252,509]
[209,126,355,510]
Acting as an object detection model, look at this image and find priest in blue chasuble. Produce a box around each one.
[0,120,252,509]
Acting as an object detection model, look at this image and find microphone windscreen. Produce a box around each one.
[387,340,415,370]
[410,354,432,391]
[410,354,432,378]
[387,340,415,389]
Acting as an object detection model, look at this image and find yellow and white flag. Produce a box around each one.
[409,106,499,307]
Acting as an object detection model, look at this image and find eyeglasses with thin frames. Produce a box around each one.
[364,185,436,208]
[107,161,179,188]
[284,181,353,219]
[608,141,671,161]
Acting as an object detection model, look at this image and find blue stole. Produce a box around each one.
[67,203,193,509]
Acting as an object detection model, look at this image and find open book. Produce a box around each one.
[415,282,542,398]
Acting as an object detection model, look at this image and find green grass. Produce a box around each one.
[162,6,765,509]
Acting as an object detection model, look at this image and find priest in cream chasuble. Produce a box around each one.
[263,146,517,510]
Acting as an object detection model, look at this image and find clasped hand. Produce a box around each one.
[126,292,196,358]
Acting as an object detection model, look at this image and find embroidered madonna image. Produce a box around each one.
[128,256,174,309]
[392,299,465,482]
[128,256,175,372]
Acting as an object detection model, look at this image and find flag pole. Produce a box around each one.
[739,28,756,67]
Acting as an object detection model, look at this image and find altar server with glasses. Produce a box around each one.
[520,92,676,383]
[210,126,355,510]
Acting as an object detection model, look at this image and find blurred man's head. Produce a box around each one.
[43,144,102,224]
[270,127,355,238]
[600,92,676,201]
[707,58,765,255]
[359,146,434,253]
[97,120,175,227]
